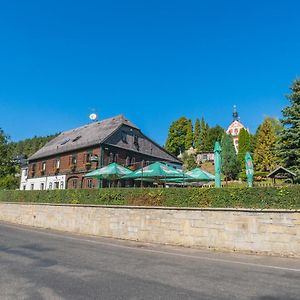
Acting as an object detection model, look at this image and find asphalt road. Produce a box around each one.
[0,222,300,300]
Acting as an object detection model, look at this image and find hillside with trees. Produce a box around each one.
[9,133,59,158]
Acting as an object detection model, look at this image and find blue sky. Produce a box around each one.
[0,0,299,145]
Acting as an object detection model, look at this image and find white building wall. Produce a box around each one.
[21,175,66,191]
[20,167,28,190]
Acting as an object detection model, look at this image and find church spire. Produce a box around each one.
[232,105,239,121]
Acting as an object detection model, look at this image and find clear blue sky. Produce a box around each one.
[0,0,299,145]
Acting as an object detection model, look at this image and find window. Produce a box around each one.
[86,151,92,163]
[23,185,26,190]
[121,131,127,143]
[31,163,36,176]
[134,134,139,145]
[109,152,114,163]
[60,138,70,145]
[72,135,82,142]
[71,155,77,165]
[60,182,64,189]
[40,183,44,190]
[42,162,46,171]
[87,179,93,189]
[114,153,118,163]
[31,184,34,190]
[131,157,135,165]
[72,179,77,189]
[49,182,52,190]
[56,159,60,169]
[125,156,130,166]
[54,182,59,189]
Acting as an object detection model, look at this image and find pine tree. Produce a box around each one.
[194,118,201,150]
[253,118,277,172]
[278,78,300,174]
[221,134,240,181]
[185,119,194,150]
[237,128,251,171]
[165,117,190,156]
[198,117,209,152]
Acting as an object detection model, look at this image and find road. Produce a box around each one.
[0,222,300,300]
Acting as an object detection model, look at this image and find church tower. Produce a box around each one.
[226,105,247,153]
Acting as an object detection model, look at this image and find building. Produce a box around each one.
[226,106,248,152]
[196,151,215,164]
[20,115,182,190]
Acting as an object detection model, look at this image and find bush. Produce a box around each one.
[0,186,300,209]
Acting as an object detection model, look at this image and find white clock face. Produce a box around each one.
[89,113,97,120]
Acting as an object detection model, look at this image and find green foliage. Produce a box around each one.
[185,119,194,150]
[0,175,18,190]
[1,186,300,209]
[205,126,224,151]
[254,118,278,172]
[9,133,59,158]
[221,134,240,180]
[165,117,190,156]
[181,152,197,171]
[197,117,210,152]
[237,128,251,172]
[0,128,15,179]
[194,118,201,149]
[278,78,300,175]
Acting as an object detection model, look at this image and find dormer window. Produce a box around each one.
[72,135,82,142]
[60,138,70,145]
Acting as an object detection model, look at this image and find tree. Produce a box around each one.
[253,118,278,172]
[197,117,210,152]
[9,133,59,158]
[237,128,251,171]
[206,126,224,151]
[0,128,18,190]
[278,78,300,175]
[165,117,190,156]
[0,129,15,178]
[194,118,201,149]
[185,119,194,150]
[221,134,240,181]
[181,152,197,171]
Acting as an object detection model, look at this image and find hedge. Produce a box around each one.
[0,186,300,209]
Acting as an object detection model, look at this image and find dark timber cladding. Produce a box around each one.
[27,115,182,189]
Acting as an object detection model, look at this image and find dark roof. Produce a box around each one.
[267,166,296,178]
[29,115,138,160]
[28,115,181,164]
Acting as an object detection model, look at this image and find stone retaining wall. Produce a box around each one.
[0,202,299,257]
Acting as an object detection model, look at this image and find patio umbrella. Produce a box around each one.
[162,168,214,184]
[122,162,187,183]
[85,162,132,181]
[185,168,215,181]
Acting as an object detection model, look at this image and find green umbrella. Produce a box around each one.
[85,162,132,180]
[162,168,214,183]
[186,168,215,181]
[214,141,222,188]
[122,162,185,181]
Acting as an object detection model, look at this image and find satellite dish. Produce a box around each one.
[89,113,97,121]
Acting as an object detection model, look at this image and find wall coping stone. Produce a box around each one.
[1,202,299,213]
